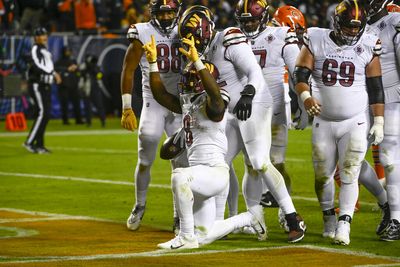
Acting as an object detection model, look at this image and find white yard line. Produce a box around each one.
[2,143,137,154]
[0,172,377,207]
[0,208,118,224]
[0,129,133,137]
[0,245,398,264]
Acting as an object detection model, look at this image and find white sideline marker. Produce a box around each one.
[0,171,380,207]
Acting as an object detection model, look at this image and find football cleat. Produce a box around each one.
[334,220,351,245]
[278,208,289,233]
[260,191,279,208]
[22,142,37,153]
[380,219,400,241]
[287,214,306,243]
[322,214,337,239]
[36,147,51,154]
[126,204,145,231]
[249,205,268,241]
[376,202,391,236]
[157,234,199,249]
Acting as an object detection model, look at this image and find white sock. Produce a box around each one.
[359,160,387,205]
[339,182,359,218]
[134,164,151,206]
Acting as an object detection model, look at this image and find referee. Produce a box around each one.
[23,27,61,154]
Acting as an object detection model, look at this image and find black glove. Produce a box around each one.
[233,84,256,121]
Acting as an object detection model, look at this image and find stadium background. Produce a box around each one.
[1,0,400,121]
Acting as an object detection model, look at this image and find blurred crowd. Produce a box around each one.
[2,0,400,35]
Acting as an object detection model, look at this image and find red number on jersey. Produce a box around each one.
[322,59,355,87]
[156,43,181,73]
[253,49,267,68]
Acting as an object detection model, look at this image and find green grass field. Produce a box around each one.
[1,117,400,265]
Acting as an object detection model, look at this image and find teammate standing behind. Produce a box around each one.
[121,0,185,231]
[294,0,385,245]
[232,0,300,232]
[23,27,61,154]
[365,0,400,241]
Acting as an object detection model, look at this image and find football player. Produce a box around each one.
[365,0,400,241]
[295,0,385,245]
[121,0,186,232]
[179,5,306,243]
[142,35,266,249]
[231,0,302,234]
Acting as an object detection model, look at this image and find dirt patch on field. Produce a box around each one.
[0,211,399,267]
[3,248,399,267]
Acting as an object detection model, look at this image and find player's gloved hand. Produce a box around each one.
[368,116,384,145]
[300,90,321,117]
[179,36,199,63]
[142,35,157,63]
[121,108,138,131]
[292,97,309,130]
[233,84,256,121]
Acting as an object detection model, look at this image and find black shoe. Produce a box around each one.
[381,219,400,241]
[22,142,37,153]
[260,191,279,208]
[286,213,306,243]
[36,147,51,154]
[376,202,391,236]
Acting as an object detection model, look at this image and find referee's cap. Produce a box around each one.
[33,27,48,36]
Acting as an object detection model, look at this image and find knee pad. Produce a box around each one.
[380,134,399,167]
[172,168,190,190]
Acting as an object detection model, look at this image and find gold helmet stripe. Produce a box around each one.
[354,0,359,20]
[244,0,248,13]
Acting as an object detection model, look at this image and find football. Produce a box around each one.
[160,131,185,160]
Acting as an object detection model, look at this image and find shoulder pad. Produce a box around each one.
[373,39,383,56]
[396,21,400,32]
[302,30,310,47]
[223,28,247,47]
[127,24,139,42]
[285,28,299,44]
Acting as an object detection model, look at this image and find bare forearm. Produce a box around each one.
[149,73,181,114]
[370,103,384,117]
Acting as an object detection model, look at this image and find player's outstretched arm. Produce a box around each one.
[366,56,385,145]
[120,40,142,131]
[143,35,181,114]
[294,45,321,117]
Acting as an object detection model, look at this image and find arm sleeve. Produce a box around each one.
[225,42,263,92]
[283,44,300,78]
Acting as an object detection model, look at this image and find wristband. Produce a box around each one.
[373,116,384,125]
[193,59,206,71]
[149,62,159,72]
[300,90,311,103]
[122,93,132,109]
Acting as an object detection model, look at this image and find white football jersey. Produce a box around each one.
[127,22,181,98]
[248,26,299,104]
[204,27,273,112]
[180,93,227,166]
[305,27,381,121]
[365,12,400,103]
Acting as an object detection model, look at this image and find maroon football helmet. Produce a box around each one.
[366,0,391,17]
[235,0,269,37]
[178,6,215,56]
[150,0,182,34]
[333,0,367,46]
